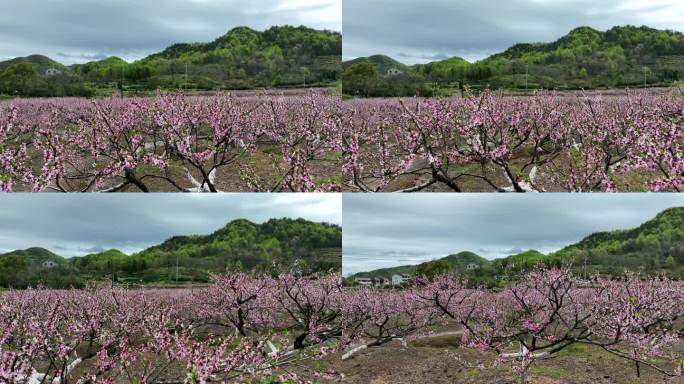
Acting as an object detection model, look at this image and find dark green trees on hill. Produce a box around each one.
[548,207,684,275]
[475,25,684,89]
[342,63,378,96]
[0,218,342,288]
[74,25,341,92]
[352,208,684,287]
[0,25,342,97]
[343,25,684,96]
[342,56,433,97]
[0,57,95,97]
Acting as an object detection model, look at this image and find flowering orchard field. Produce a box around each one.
[0,92,342,192]
[340,269,684,383]
[342,91,684,192]
[2,90,681,193]
[0,273,347,383]
[2,269,682,383]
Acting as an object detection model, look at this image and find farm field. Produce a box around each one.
[342,89,683,192]
[0,273,347,383]
[0,91,342,192]
[329,337,684,384]
[5,269,682,383]
[325,268,684,384]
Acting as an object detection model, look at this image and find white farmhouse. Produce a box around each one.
[391,273,412,286]
[42,260,58,269]
[354,277,373,286]
[386,68,403,76]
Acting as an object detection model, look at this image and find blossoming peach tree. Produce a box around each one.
[343,91,683,192]
[0,92,342,193]
[0,272,349,384]
[338,268,683,383]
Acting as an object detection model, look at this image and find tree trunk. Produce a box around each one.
[293,332,309,350]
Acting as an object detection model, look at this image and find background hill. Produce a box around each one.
[0,55,67,74]
[342,55,409,75]
[342,25,684,96]
[349,207,684,286]
[0,218,342,288]
[351,251,490,279]
[0,25,341,97]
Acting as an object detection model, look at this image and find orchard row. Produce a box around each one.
[344,90,683,192]
[1,269,682,383]
[0,90,682,192]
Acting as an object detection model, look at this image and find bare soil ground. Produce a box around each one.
[295,335,684,384]
[346,149,658,193]
[12,144,342,192]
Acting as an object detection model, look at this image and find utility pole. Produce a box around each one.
[185,63,188,90]
[176,253,179,284]
[525,64,529,91]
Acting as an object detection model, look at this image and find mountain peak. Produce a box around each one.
[568,26,601,35]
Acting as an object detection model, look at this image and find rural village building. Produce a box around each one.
[391,273,412,286]
[354,277,373,286]
[354,277,392,287]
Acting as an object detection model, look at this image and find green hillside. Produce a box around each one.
[341,54,433,97]
[0,218,342,288]
[0,25,341,97]
[546,207,684,274]
[343,25,684,96]
[353,251,490,279]
[0,55,67,74]
[0,247,65,266]
[342,55,410,75]
[351,208,684,286]
[413,55,470,83]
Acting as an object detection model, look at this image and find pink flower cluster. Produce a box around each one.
[0,92,342,192]
[0,272,347,383]
[343,90,683,192]
[347,268,684,379]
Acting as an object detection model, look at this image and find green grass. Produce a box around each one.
[530,365,566,380]
[462,369,482,378]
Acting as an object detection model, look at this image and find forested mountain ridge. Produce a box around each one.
[351,251,490,279]
[0,218,342,288]
[342,25,684,96]
[548,207,684,272]
[342,55,409,74]
[0,25,341,97]
[350,208,684,285]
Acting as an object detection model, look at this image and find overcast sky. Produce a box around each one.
[343,194,684,276]
[0,0,341,64]
[0,194,341,257]
[343,0,684,64]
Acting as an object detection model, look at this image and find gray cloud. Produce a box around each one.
[0,194,341,257]
[0,0,341,64]
[342,194,684,276]
[343,0,684,64]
